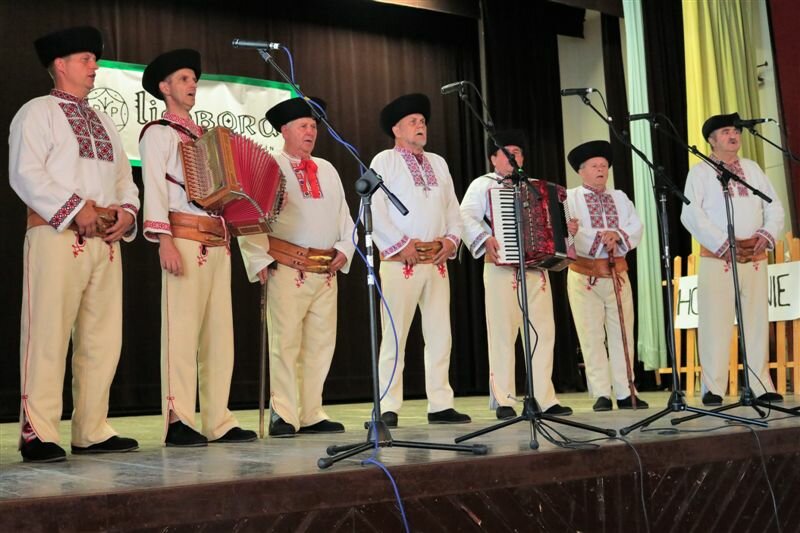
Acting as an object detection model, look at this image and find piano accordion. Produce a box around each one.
[179,127,285,236]
[487,181,576,271]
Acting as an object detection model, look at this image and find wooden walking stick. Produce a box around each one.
[258,279,268,438]
[608,250,637,408]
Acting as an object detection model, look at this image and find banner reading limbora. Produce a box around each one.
[89,59,295,166]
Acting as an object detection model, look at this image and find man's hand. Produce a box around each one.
[396,238,420,266]
[484,236,501,264]
[103,205,135,243]
[752,234,770,256]
[432,238,456,266]
[601,230,620,254]
[74,200,98,238]
[257,267,269,285]
[567,218,579,236]
[158,234,183,276]
[328,250,347,273]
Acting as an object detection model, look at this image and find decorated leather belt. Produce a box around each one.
[268,236,337,273]
[27,206,117,235]
[380,240,443,263]
[700,237,767,263]
[569,255,628,278]
[168,212,227,247]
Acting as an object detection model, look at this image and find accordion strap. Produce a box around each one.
[138,119,201,142]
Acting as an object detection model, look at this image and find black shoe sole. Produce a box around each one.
[71,445,139,455]
[428,420,471,425]
[212,436,258,443]
[268,432,296,438]
[165,441,208,447]
[22,455,67,463]
[298,429,346,434]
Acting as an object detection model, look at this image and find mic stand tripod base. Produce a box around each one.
[319,421,488,469]
[671,386,797,426]
[455,397,616,450]
[619,389,766,436]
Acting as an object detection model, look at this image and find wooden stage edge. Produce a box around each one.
[1,394,800,531]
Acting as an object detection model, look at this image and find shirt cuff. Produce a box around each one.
[50,193,83,231]
[382,235,411,258]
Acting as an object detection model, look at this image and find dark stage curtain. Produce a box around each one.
[768,0,800,233]
[0,0,485,421]
[641,0,692,259]
[482,0,585,393]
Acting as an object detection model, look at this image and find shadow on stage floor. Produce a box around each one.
[1,392,799,531]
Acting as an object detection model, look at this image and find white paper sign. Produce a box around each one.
[674,261,800,329]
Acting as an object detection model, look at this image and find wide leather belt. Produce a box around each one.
[700,237,767,263]
[27,206,117,235]
[569,255,628,278]
[268,236,336,273]
[380,240,443,263]
[168,212,227,247]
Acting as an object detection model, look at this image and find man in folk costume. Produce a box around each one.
[370,93,470,427]
[140,49,255,446]
[460,130,573,420]
[239,97,356,438]
[565,140,648,411]
[680,113,784,406]
[9,26,140,462]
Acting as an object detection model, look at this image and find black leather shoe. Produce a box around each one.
[702,392,723,406]
[165,421,208,447]
[544,404,573,416]
[496,406,517,420]
[427,408,471,424]
[593,397,613,412]
[380,411,398,428]
[617,396,649,409]
[212,427,257,443]
[758,392,783,403]
[268,417,296,438]
[298,420,345,434]
[72,435,139,455]
[21,438,66,463]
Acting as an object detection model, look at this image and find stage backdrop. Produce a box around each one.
[0,0,486,422]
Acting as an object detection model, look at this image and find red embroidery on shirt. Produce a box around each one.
[50,193,82,228]
[52,90,115,162]
[395,147,438,189]
[163,112,203,143]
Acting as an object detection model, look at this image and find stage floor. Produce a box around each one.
[2,391,798,502]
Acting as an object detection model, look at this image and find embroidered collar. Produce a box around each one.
[394,146,426,158]
[163,112,203,138]
[582,184,607,194]
[50,89,88,106]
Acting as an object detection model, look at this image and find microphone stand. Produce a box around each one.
[246,47,488,468]
[568,97,767,431]
[455,85,616,449]
[742,124,800,164]
[666,129,799,424]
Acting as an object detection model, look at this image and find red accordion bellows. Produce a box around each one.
[179,127,285,235]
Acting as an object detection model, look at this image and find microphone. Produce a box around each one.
[441,81,466,95]
[560,87,596,96]
[734,117,776,128]
[628,112,657,121]
[231,38,282,50]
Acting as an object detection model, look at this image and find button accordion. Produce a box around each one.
[487,180,576,271]
[179,127,285,236]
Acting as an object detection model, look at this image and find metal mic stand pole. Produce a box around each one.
[241,48,489,466]
[454,86,616,448]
